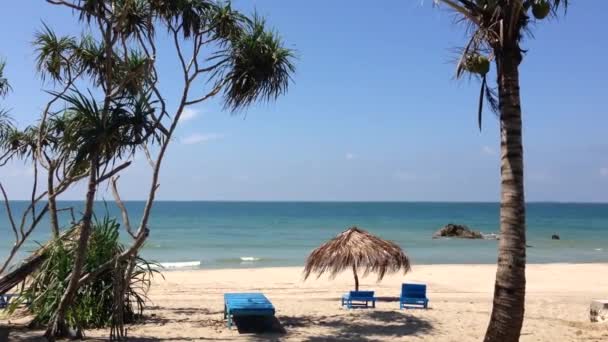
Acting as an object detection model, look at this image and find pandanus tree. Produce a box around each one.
[0,60,9,98]
[0,60,11,140]
[430,1,568,341]
[14,0,295,339]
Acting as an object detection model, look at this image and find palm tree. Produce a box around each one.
[431,1,568,341]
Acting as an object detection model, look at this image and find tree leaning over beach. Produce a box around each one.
[430,1,568,341]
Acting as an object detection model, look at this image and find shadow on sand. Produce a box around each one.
[2,308,433,341]
[280,310,434,342]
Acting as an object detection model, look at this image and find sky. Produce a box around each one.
[0,1,607,202]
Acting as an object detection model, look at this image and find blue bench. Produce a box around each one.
[400,283,429,309]
[223,293,276,329]
[341,290,376,309]
[0,294,17,309]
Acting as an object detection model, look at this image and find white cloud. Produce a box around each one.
[179,108,200,122]
[181,133,223,145]
[394,171,417,182]
[600,167,608,177]
[345,153,356,160]
[481,146,496,156]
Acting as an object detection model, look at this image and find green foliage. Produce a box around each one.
[55,88,158,168]
[0,59,10,97]
[151,0,214,38]
[213,15,295,111]
[115,0,153,38]
[208,2,247,41]
[9,215,159,330]
[33,24,78,82]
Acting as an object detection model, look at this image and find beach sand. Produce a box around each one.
[4,263,608,341]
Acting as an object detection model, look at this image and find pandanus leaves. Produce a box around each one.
[213,16,295,111]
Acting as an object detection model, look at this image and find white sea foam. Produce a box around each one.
[152,261,201,269]
[595,248,603,252]
[240,257,261,262]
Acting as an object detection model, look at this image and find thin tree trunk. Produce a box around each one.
[484,49,527,342]
[352,264,359,291]
[45,158,98,339]
[47,162,60,239]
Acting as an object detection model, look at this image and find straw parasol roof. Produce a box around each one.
[303,226,411,290]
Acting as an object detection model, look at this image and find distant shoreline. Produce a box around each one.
[4,199,608,204]
[153,261,608,272]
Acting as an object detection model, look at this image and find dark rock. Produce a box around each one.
[552,234,560,240]
[433,224,484,239]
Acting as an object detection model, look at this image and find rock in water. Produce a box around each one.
[590,300,608,323]
[552,234,560,240]
[433,224,483,239]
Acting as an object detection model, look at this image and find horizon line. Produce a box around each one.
[5,199,608,204]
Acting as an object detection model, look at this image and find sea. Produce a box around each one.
[1,201,607,270]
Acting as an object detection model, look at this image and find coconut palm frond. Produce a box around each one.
[439,0,566,131]
[212,15,295,111]
[304,227,411,282]
[33,23,77,82]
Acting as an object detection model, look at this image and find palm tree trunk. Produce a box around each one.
[47,162,60,239]
[484,49,527,342]
[45,157,98,339]
[352,264,359,291]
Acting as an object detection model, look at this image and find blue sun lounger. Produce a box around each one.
[223,293,276,329]
[341,291,376,309]
[400,283,429,309]
[0,294,18,309]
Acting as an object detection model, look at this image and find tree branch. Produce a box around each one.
[0,182,18,244]
[46,0,84,11]
[110,176,135,239]
[96,161,132,184]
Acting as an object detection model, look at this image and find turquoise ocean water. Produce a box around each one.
[1,201,607,269]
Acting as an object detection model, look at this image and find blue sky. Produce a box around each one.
[1,1,607,202]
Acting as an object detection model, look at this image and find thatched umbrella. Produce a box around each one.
[304,226,411,291]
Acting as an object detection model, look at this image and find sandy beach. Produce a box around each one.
[4,263,608,341]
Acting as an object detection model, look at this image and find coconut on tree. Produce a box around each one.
[429,1,569,341]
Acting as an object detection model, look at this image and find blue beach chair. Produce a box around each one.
[0,294,16,309]
[341,290,376,309]
[223,293,276,329]
[400,283,429,309]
